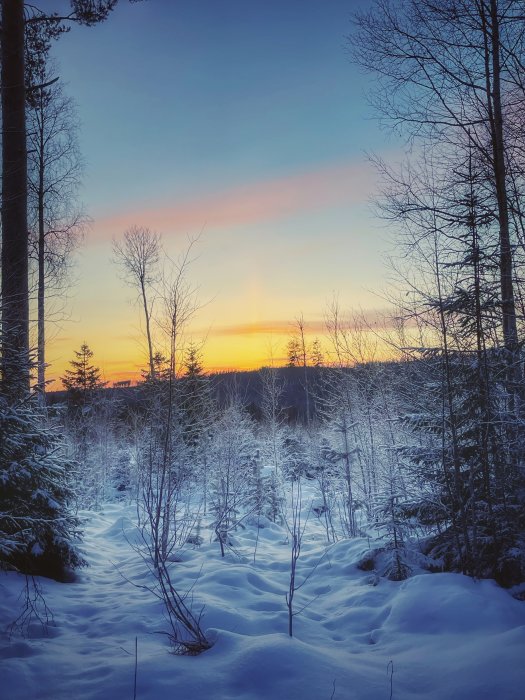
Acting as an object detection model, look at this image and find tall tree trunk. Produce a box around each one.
[1,0,30,395]
[487,0,521,389]
[37,108,46,399]
[140,278,155,381]
[433,236,472,574]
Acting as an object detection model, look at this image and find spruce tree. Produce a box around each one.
[61,343,106,405]
[0,394,85,578]
[310,338,324,367]
[180,343,210,448]
[286,337,301,368]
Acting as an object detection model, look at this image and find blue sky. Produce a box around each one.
[47,0,397,382]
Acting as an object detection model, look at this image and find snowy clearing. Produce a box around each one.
[1,501,524,700]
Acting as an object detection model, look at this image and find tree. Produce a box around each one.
[141,351,172,384]
[325,381,359,538]
[351,0,525,401]
[27,72,85,397]
[296,315,312,424]
[259,365,286,470]
[287,315,313,422]
[286,337,300,368]
[0,1,141,582]
[61,343,106,404]
[350,0,525,582]
[183,341,204,378]
[310,338,324,367]
[1,1,126,396]
[284,479,323,637]
[2,0,30,395]
[113,226,161,381]
[180,342,211,447]
[286,479,304,637]
[132,238,202,569]
[209,403,258,557]
[0,393,85,579]
[383,190,523,580]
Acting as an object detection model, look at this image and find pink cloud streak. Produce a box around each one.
[207,320,327,337]
[92,160,376,239]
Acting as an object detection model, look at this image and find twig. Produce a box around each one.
[387,660,394,700]
[134,636,138,700]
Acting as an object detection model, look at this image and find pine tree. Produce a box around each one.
[286,337,301,368]
[141,351,171,384]
[281,429,311,480]
[61,343,106,405]
[310,338,324,367]
[180,342,212,448]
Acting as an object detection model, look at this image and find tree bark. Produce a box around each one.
[37,103,46,398]
[1,0,30,395]
[141,277,155,381]
[488,0,522,391]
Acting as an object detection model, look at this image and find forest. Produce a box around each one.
[1,2,525,699]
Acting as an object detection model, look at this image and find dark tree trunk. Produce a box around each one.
[487,0,521,389]
[37,104,46,399]
[1,0,30,395]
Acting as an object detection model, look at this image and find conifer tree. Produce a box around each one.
[141,351,171,384]
[0,394,85,578]
[286,337,301,368]
[180,342,211,448]
[61,343,106,405]
[310,338,324,367]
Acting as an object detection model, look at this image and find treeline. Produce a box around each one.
[46,364,369,423]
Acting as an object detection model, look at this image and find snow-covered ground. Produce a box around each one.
[1,501,524,700]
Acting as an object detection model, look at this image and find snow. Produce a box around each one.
[1,501,524,700]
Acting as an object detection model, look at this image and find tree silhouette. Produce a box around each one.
[61,343,106,404]
[1,1,133,395]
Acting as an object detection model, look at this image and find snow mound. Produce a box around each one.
[1,503,524,700]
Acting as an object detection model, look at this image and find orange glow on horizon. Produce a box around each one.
[45,312,402,391]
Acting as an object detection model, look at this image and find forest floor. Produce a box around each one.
[1,498,525,700]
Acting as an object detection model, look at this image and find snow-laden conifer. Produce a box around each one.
[0,394,84,578]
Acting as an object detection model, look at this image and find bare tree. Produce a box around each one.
[351,0,525,400]
[1,1,129,396]
[113,226,161,381]
[259,365,286,470]
[286,479,304,637]
[126,237,211,654]
[284,480,325,637]
[27,71,86,396]
[209,402,257,557]
[157,235,203,382]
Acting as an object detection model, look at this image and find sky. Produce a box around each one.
[45,0,398,386]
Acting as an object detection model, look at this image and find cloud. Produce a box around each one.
[198,308,403,339]
[208,319,327,337]
[91,159,376,240]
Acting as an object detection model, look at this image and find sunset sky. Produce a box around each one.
[45,0,398,387]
